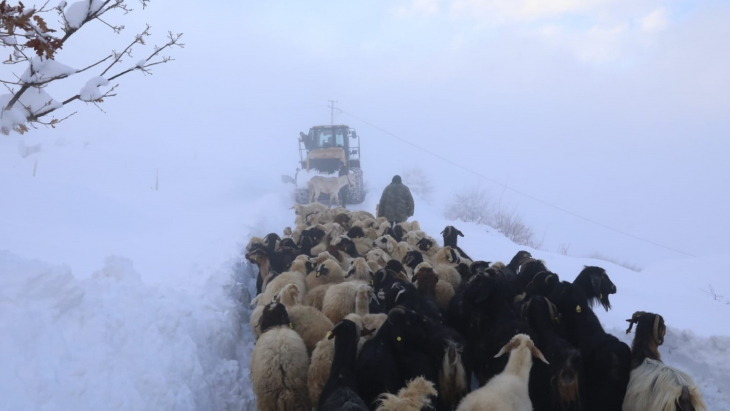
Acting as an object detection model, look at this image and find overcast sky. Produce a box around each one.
[5,0,729,268]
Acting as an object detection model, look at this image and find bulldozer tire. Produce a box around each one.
[348,168,366,204]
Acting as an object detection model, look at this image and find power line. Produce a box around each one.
[337,107,696,258]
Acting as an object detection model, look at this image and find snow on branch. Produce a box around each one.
[0,0,183,135]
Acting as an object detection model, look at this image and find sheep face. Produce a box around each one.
[416,237,436,253]
[373,235,397,254]
[302,226,326,244]
[274,283,302,307]
[346,258,373,283]
[279,237,297,249]
[384,260,407,279]
[402,251,424,269]
[494,334,549,365]
[346,226,365,239]
[245,248,268,265]
[259,302,291,334]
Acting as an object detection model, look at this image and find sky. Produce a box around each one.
[2,0,729,269]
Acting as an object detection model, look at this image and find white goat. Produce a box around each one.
[456,334,548,411]
[308,174,355,207]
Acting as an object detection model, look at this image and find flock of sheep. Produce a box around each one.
[245,202,706,411]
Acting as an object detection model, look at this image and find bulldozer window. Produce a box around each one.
[334,130,345,147]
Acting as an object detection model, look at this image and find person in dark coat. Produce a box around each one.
[338,162,349,208]
[377,175,414,224]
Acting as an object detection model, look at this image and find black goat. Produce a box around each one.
[402,250,425,272]
[526,271,561,298]
[384,260,408,279]
[441,225,473,261]
[245,247,275,294]
[347,226,366,239]
[416,237,437,253]
[522,296,585,411]
[502,250,533,277]
[385,280,442,322]
[334,236,361,258]
[318,319,369,411]
[572,266,617,311]
[550,282,631,411]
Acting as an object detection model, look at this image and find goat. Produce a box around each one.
[318,319,369,411]
[572,266,617,311]
[441,225,473,262]
[623,311,706,411]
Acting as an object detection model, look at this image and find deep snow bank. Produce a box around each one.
[0,251,258,411]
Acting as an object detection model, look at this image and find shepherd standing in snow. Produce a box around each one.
[377,175,415,225]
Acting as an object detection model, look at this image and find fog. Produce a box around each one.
[4,0,729,268]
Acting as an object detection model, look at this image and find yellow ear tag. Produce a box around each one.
[426,244,431,250]
[316,272,321,277]
[599,293,603,299]
[396,336,402,342]
[370,280,374,285]
[289,323,293,329]
[326,331,333,339]
[576,305,582,313]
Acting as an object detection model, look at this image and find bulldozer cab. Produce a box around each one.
[299,125,360,173]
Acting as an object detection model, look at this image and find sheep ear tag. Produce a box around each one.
[576,305,582,313]
[599,293,603,299]
[370,279,374,285]
[289,323,293,329]
[326,331,334,340]
[396,336,402,342]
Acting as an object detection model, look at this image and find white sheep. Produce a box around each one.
[365,248,391,270]
[250,303,311,411]
[293,202,328,217]
[308,174,355,207]
[256,254,309,307]
[306,259,345,292]
[275,283,334,356]
[375,376,438,411]
[345,257,373,283]
[322,281,374,324]
[623,359,706,411]
[456,334,548,411]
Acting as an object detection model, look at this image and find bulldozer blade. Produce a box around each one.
[281,175,296,184]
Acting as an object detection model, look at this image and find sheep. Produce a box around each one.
[350,210,376,221]
[309,173,355,207]
[404,230,428,247]
[549,281,631,411]
[375,376,437,411]
[622,311,706,411]
[346,257,373,283]
[346,226,374,254]
[322,281,375,324]
[402,250,427,278]
[246,236,265,252]
[372,234,398,255]
[383,260,409,281]
[415,236,440,257]
[572,266,617,311]
[333,212,352,229]
[293,202,328,217]
[500,250,533,278]
[256,255,310,307]
[318,319,370,411]
[275,283,334,356]
[416,261,461,292]
[309,313,367,409]
[456,334,548,411]
[433,245,461,266]
[365,248,391,270]
[521,296,585,411]
[306,259,345,293]
[384,279,442,322]
[412,264,455,313]
[440,225,473,262]
[250,302,311,411]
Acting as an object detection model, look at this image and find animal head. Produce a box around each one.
[386,306,428,351]
[625,311,666,346]
[520,296,561,328]
[416,237,437,252]
[244,248,268,264]
[347,257,373,281]
[469,260,492,276]
[525,271,561,297]
[302,226,326,244]
[328,318,358,342]
[412,266,439,288]
[392,224,405,242]
[576,266,616,311]
[273,283,302,306]
[494,333,549,365]
[373,235,397,254]
[346,225,366,239]
[258,302,291,334]
[508,250,533,269]
[441,225,464,238]
[384,260,408,279]
[315,259,339,278]
[279,237,297,249]
[402,250,424,269]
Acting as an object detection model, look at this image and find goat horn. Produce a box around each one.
[625,311,649,334]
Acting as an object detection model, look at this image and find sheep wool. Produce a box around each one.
[622,358,706,411]
[250,325,311,411]
[375,377,437,411]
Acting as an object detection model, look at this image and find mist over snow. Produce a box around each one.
[1,0,729,410]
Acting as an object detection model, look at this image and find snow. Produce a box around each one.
[79,76,110,102]
[20,57,76,84]
[0,139,728,410]
[136,59,147,68]
[64,0,107,29]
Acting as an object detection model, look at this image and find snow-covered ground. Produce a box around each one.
[1,135,728,410]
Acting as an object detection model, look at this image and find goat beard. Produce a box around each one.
[554,370,581,408]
